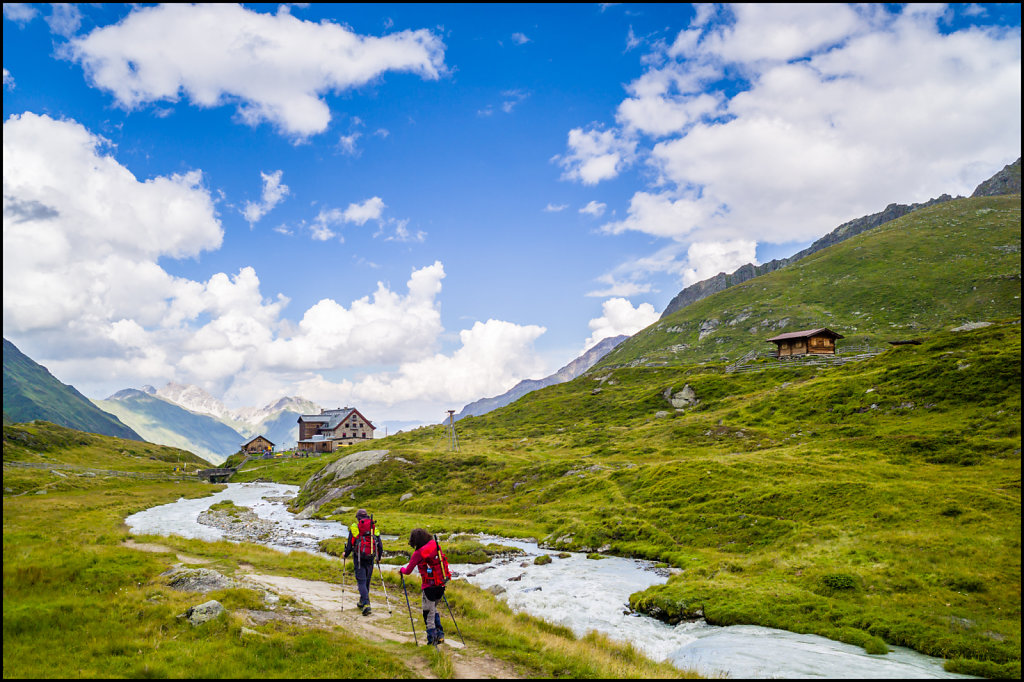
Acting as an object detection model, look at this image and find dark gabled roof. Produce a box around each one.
[766,328,845,343]
[242,435,274,447]
[342,407,375,430]
[297,407,375,431]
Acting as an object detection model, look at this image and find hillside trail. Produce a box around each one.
[238,565,520,679]
[122,539,518,679]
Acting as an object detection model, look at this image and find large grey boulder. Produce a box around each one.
[664,385,699,410]
[296,449,392,517]
[302,449,392,490]
[295,485,359,519]
[165,567,237,593]
[179,600,225,626]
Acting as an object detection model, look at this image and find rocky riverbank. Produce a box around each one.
[197,503,319,549]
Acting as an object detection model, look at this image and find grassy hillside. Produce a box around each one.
[94,389,246,465]
[3,338,142,441]
[598,195,1020,370]
[3,421,212,493]
[292,320,1021,677]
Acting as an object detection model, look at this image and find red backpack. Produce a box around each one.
[356,516,376,555]
[419,537,452,588]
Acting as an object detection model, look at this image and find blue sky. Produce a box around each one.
[3,3,1021,424]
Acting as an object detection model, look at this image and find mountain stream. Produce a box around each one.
[125,482,971,679]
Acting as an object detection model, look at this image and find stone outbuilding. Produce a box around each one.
[766,328,844,357]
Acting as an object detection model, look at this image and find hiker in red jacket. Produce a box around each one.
[398,528,449,645]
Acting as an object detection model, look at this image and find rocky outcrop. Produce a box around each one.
[664,385,699,410]
[303,449,391,490]
[178,599,225,626]
[971,157,1021,197]
[165,567,238,593]
[293,449,392,517]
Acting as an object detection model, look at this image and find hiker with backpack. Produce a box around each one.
[398,528,451,645]
[343,509,383,616]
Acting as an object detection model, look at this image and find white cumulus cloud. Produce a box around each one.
[65,3,447,138]
[2,3,38,24]
[679,240,759,286]
[242,170,290,226]
[582,298,659,353]
[557,126,637,185]
[3,113,546,420]
[311,196,387,240]
[346,319,548,406]
[572,4,1021,295]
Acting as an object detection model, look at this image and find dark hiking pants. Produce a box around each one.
[354,555,374,605]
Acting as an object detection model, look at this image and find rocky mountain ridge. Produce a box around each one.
[96,389,247,465]
[3,338,142,441]
[139,382,321,437]
[455,334,628,420]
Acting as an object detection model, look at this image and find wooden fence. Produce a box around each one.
[3,460,198,481]
[726,346,885,374]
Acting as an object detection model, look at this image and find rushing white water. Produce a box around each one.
[126,483,972,679]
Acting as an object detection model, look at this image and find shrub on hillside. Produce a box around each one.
[821,573,857,591]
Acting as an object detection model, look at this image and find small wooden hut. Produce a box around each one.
[766,328,844,357]
[241,435,275,454]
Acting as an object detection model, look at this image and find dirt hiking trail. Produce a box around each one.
[123,541,519,678]
[240,567,520,679]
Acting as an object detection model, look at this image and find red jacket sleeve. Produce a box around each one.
[399,546,424,575]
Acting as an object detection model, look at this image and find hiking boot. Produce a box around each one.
[426,628,437,646]
[355,600,369,608]
[434,629,445,645]
[361,605,372,616]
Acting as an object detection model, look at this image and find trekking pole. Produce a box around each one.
[375,555,393,613]
[401,574,418,646]
[341,554,346,611]
[432,534,466,646]
[441,592,465,646]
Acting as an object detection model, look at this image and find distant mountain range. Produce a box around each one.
[92,389,246,465]
[455,334,629,420]
[661,157,1021,320]
[2,338,142,441]
[95,383,324,461]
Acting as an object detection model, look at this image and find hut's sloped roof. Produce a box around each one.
[242,435,274,447]
[298,408,375,431]
[766,328,844,343]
